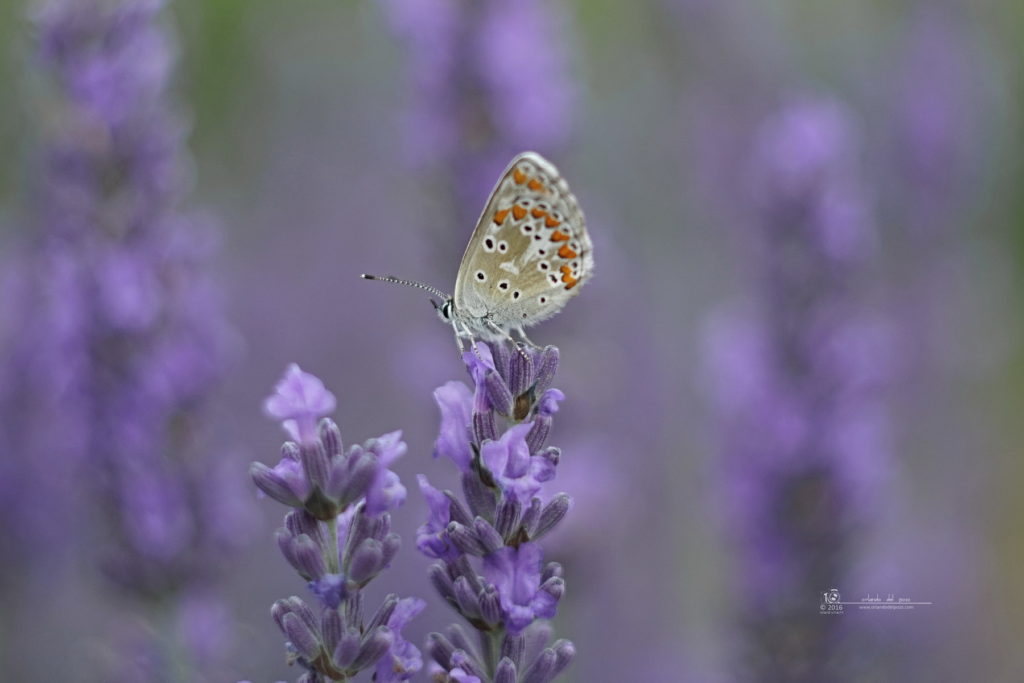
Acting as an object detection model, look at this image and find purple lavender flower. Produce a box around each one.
[483,543,560,635]
[417,475,458,560]
[375,597,427,682]
[0,0,247,677]
[480,423,557,504]
[419,343,573,681]
[264,363,338,445]
[706,96,889,681]
[256,365,423,681]
[433,381,475,471]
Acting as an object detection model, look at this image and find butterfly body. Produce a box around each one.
[364,151,592,349]
[445,151,593,343]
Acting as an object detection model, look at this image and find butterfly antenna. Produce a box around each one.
[360,273,450,301]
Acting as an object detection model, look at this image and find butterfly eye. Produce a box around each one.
[548,273,559,285]
[537,262,550,272]
[538,296,548,304]
[538,248,547,256]
[475,271,487,282]
[497,241,508,253]
[498,280,509,290]
[512,290,521,300]
[483,237,495,252]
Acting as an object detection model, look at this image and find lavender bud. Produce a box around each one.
[539,576,565,602]
[427,632,457,669]
[342,592,363,630]
[453,576,482,618]
[451,555,484,594]
[332,627,362,669]
[447,522,487,556]
[522,647,557,683]
[484,370,514,416]
[348,539,384,584]
[444,490,474,526]
[533,347,559,395]
[381,532,401,566]
[501,632,526,669]
[473,410,497,443]
[508,349,534,397]
[551,639,575,677]
[251,463,304,506]
[520,497,542,537]
[339,451,377,505]
[491,342,512,380]
[451,650,487,680]
[473,517,504,554]
[293,534,326,580]
[321,609,342,653]
[323,454,349,500]
[534,494,571,539]
[281,441,301,461]
[270,599,289,631]
[282,613,321,660]
[495,497,522,538]
[365,594,399,632]
[276,529,299,567]
[495,657,519,683]
[462,471,497,520]
[286,510,323,545]
[525,416,552,454]
[428,562,457,602]
[351,625,393,670]
[479,584,502,625]
[283,596,319,634]
[445,623,476,656]
[319,418,343,456]
[541,562,564,583]
[300,441,330,491]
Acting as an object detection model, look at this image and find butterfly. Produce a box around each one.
[363,151,593,351]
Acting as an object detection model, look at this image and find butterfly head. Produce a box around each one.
[432,298,455,323]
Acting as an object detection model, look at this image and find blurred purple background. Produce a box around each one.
[1,0,1022,680]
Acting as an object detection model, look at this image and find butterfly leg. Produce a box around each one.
[513,327,543,350]
[483,319,531,359]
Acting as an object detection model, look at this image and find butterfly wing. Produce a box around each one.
[453,152,593,333]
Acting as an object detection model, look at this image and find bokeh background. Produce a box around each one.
[1,0,1022,681]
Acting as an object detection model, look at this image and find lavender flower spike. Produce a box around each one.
[419,343,574,681]
[707,96,889,681]
[255,365,423,682]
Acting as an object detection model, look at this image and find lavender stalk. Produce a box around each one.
[706,97,889,682]
[1,0,247,676]
[418,343,574,682]
[255,364,424,682]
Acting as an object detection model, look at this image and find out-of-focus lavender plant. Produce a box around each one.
[254,364,424,682]
[0,0,247,674]
[377,0,576,231]
[417,342,574,682]
[705,97,889,681]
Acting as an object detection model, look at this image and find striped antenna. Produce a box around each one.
[360,273,450,301]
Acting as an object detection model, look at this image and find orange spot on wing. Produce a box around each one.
[550,229,570,242]
[531,207,547,218]
[528,178,544,191]
[493,209,509,225]
[559,264,578,289]
[512,205,527,220]
[544,215,561,228]
[513,168,527,185]
[558,245,578,259]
